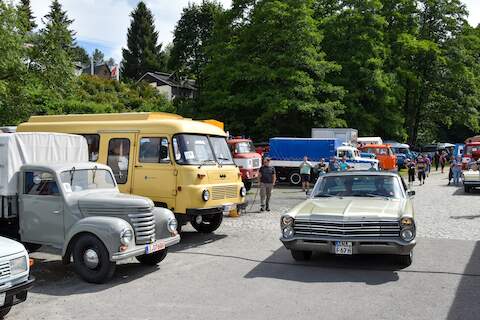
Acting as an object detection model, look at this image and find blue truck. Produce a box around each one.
[268,138,378,185]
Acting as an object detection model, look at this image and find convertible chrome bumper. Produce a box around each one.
[281,237,416,255]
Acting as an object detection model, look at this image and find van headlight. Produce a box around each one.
[120,228,133,245]
[240,186,247,197]
[10,256,28,275]
[167,218,178,233]
[202,189,210,201]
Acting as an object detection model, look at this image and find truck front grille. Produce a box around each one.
[0,261,11,281]
[128,207,156,245]
[252,158,260,168]
[294,219,400,238]
[212,185,238,200]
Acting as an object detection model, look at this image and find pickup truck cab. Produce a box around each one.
[336,145,379,170]
[227,138,262,190]
[0,237,34,319]
[1,161,180,284]
[359,144,397,171]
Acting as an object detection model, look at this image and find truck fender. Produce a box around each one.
[62,216,133,264]
[152,207,176,238]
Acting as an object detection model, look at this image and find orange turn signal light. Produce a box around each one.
[119,245,128,252]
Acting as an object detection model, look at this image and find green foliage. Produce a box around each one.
[121,1,166,80]
[72,46,90,64]
[17,0,36,32]
[92,48,104,64]
[201,0,345,140]
[169,1,224,80]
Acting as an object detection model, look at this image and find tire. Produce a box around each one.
[0,307,11,319]
[289,172,302,186]
[291,250,312,261]
[72,234,116,284]
[398,252,413,267]
[191,212,223,233]
[136,248,168,266]
[244,180,253,191]
[464,185,470,193]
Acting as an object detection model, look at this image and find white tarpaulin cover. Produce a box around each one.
[0,132,88,196]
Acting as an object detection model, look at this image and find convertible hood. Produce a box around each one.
[291,198,407,220]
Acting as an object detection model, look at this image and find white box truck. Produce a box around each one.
[311,128,358,144]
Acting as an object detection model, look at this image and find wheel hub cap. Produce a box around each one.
[84,249,99,269]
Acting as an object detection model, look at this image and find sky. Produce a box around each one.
[25,0,480,62]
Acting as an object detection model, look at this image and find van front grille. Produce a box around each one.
[211,185,238,200]
[0,260,11,281]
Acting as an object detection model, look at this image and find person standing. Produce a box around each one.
[328,157,340,172]
[416,156,427,185]
[299,156,314,193]
[258,157,276,212]
[316,158,328,176]
[451,156,463,186]
[434,151,440,171]
[439,151,447,174]
[339,156,351,171]
[407,159,416,188]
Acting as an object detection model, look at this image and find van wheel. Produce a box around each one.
[291,250,312,261]
[244,181,252,191]
[289,172,302,185]
[72,234,116,284]
[0,307,11,319]
[136,249,168,266]
[191,213,223,233]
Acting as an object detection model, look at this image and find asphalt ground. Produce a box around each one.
[8,170,480,320]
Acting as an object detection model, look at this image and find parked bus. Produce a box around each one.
[17,112,247,233]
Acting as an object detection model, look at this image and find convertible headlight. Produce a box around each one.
[240,186,247,197]
[120,228,133,245]
[400,228,415,242]
[202,189,210,201]
[400,217,414,227]
[282,226,295,239]
[167,218,178,233]
[281,216,294,228]
[10,256,28,275]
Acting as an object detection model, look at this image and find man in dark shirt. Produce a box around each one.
[258,157,276,212]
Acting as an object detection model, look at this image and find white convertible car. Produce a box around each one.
[280,171,416,266]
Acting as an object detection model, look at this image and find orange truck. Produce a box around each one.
[359,144,397,171]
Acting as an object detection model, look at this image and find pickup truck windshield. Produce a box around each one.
[235,141,256,154]
[173,134,234,165]
[60,169,116,192]
[314,175,404,199]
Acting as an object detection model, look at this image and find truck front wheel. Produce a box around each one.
[191,212,223,233]
[136,248,168,266]
[289,172,302,186]
[72,234,116,284]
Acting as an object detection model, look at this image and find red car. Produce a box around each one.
[228,138,262,190]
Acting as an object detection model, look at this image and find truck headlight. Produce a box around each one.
[281,216,294,228]
[167,218,178,233]
[202,189,210,201]
[10,256,28,275]
[240,186,247,197]
[120,228,133,245]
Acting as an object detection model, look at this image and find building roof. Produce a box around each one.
[81,63,112,75]
[138,72,197,90]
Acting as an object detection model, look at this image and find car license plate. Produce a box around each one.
[335,241,353,255]
[145,241,165,254]
[223,204,236,213]
[0,292,5,307]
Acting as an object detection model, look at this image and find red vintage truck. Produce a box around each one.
[463,141,480,166]
[228,138,262,190]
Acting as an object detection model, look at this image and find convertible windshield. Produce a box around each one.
[313,175,404,199]
[173,134,234,165]
[60,168,116,192]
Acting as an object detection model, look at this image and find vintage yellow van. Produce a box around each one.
[17,112,247,233]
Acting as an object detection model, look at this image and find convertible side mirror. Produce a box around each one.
[407,190,416,197]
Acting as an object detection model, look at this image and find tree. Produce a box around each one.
[121,1,165,80]
[17,0,36,32]
[106,57,116,67]
[201,0,344,139]
[34,0,76,95]
[72,46,90,64]
[92,48,104,64]
[169,1,224,80]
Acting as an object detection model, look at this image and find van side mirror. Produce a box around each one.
[407,190,416,197]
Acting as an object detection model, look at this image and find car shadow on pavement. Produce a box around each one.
[244,247,401,286]
[452,187,480,196]
[28,258,160,296]
[447,241,480,320]
[170,232,227,252]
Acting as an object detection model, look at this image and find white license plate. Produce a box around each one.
[0,292,5,307]
[145,241,165,254]
[335,241,353,255]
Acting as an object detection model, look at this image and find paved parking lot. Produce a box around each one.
[9,171,480,320]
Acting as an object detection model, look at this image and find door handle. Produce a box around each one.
[135,165,143,168]
[52,210,61,214]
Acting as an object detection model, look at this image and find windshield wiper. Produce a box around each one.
[365,193,392,199]
[198,159,216,169]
